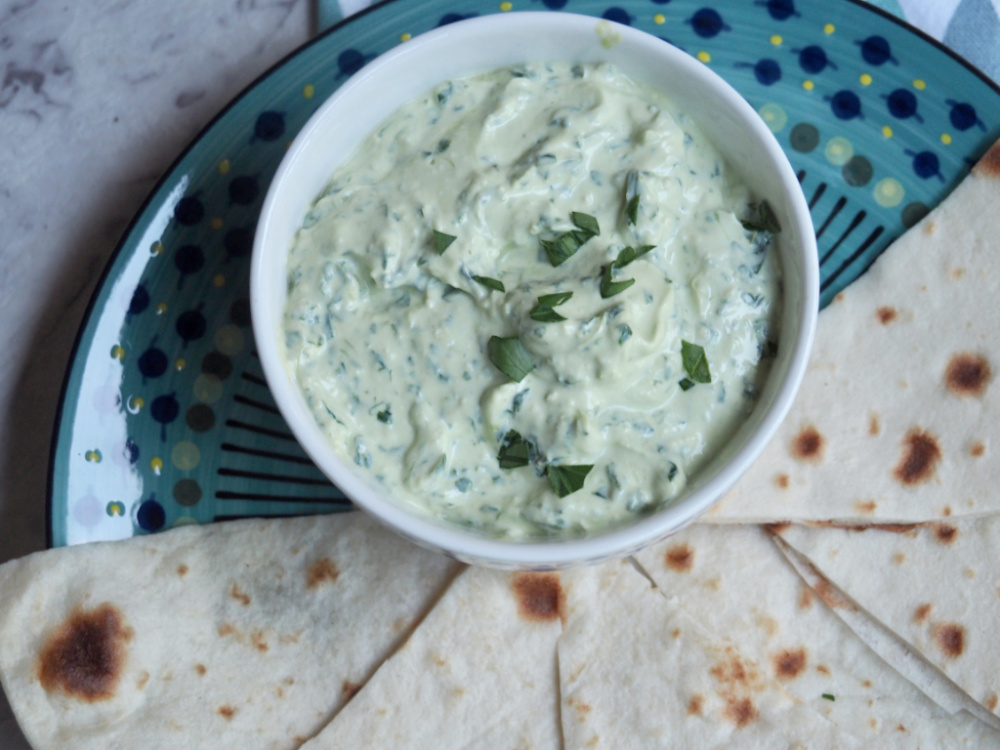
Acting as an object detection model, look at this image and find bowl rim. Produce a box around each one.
[251,11,819,568]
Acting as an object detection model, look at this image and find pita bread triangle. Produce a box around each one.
[557,559,860,749]
[774,517,1000,725]
[0,513,461,750]
[299,565,563,750]
[706,140,1000,524]
[633,523,1000,746]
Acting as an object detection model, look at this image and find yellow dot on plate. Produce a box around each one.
[172,441,201,471]
[107,501,126,517]
[824,23,835,34]
[150,457,164,475]
[913,79,926,90]
[211,217,224,230]
[859,73,872,86]
[85,449,102,463]
[175,358,186,372]
[127,395,144,413]
[156,302,168,315]
[941,133,952,145]
[873,177,905,208]
[697,51,711,63]
[757,103,788,133]
[194,374,224,404]
[654,13,665,24]
[219,160,231,175]
[150,241,164,256]
[213,274,226,288]
[802,80,814,91]
[824,136,854,166]
[110,345,125,361]
[303,84,315,99]
[770,34,782,46]
[500,1,512,10]
[215,324,245,356]
[882,125,893,138]
[400,32,412,42]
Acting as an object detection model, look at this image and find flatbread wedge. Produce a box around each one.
[557,559,860,749]
[300,566,563,750]
[774,517,1000,724]
[634,523,1000,747]
[707,140,1000,523]
[0,513,461,750]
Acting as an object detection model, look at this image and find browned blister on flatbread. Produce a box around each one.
[36,603,130,703]
[511,572,565,624]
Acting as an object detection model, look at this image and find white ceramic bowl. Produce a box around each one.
[251,11,818,569]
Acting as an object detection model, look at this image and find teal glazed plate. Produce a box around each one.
[48,0,1000,547]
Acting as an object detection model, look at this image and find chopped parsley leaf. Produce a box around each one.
[488,336,535,382]
[546,464,594,497]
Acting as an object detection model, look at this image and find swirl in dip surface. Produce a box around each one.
[282,61,782,539]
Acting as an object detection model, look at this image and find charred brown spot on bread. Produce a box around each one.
[914,603,932,623]
[893,429,942,486]
[307,558,340,588]
[946,353,991,397]
[664,544,694,573]
[775,474,790,489]
[893,552,906,564]
[971,442,985,457]
[511,572,564,623]
[772,648,807,680]
[869,414,880,436]
[671,628,682,639]
[710,649,765,729]
[986,692,999,712]
[230,584,251,606]
[37,603,129,702]
[816,664,830,676]
[934,524,958,545]
[195,664,206,676]
[251,631,269,652]
[763,521,791,535]
[791,426,824,462]
[814,578,857,612]
[218,705,236,720]
[856,500,877,515]
[973,140,1000,177]
[835,292,845,302]
[342,680,362,702]
[876,307,897,324]
[567,696,592,722]
[136,670,150,689]
[687,695,704,715]
[933,623,965,658]
[177,564,189,577]
[218,623,236,637]
[726,698,759,729]
[799,587,814,610]
[943,506,954,517]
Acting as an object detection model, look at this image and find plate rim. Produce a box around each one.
[44,0,1000,548]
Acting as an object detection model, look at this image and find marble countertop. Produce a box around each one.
[0,1,313,743]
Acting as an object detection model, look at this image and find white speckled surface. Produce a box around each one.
[0,1,312,744]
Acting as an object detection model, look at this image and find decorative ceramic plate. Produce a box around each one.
[48,0,1000,547]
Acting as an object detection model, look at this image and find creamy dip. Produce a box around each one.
[282,61,782,539]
